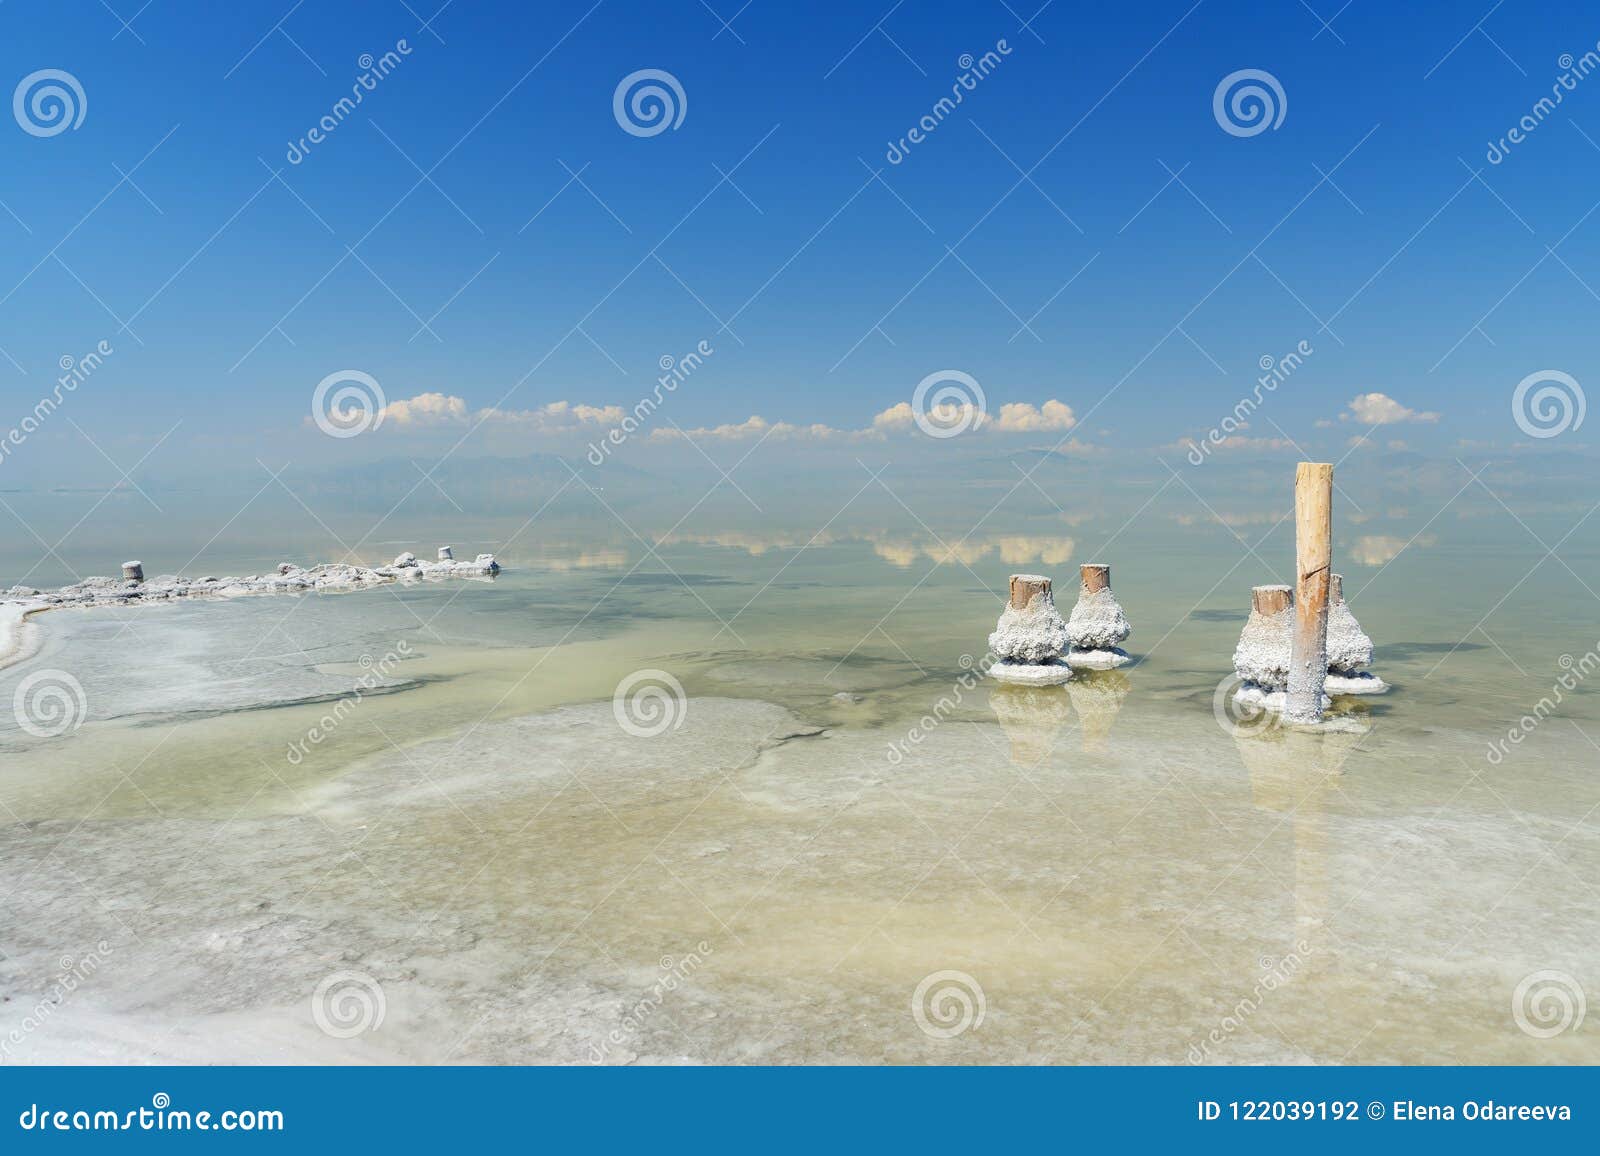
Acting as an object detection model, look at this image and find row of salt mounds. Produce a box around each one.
[2,548,498,611]
[987,574,1073,685]
[1064,563,1131,669]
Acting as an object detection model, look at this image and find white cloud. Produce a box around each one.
[991,400,1077,432]
[378,394,625,431]
[380,392,469,426]
[375,394,1083,444]
[1341,392,1440,425]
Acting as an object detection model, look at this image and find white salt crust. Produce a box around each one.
[1233,605,1294,689]
[989,658,1073,686]
[1327,599,1374,673]
[988,588,1070,665]
[1066,585,1131,650]
[1,549,499,670]
[1325,671,1388,695]
[1067,647,1130,670]
[1235,683,1331,713]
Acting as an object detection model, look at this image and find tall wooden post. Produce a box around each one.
[1285,462,1333,723]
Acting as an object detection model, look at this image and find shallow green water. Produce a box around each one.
[2,510,1597,1064]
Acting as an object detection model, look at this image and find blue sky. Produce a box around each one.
[3,0,1599,485]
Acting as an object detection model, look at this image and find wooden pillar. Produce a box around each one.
[1285,463,1333,723]
[1329,572,1343,603]
[1251,584,1291,615]
[1080,563,1110,592]
[1008,574,1051,609]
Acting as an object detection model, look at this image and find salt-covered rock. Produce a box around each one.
[987,574,1072,686]
[393,551,419,568]
[1318,569,1382,685]
[1233,585,1293,690]
[988,574,1070,664]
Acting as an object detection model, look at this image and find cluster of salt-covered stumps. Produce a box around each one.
[2,547,498,612]
[1231,573,1384,710]
[987,565,1132,685]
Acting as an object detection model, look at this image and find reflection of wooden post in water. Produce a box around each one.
[1064,670,1130,752]
[1285,463,1333,724]
[1234,725,1366,962]
[988,685,1073,767]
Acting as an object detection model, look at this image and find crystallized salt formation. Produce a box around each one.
[0,547,500,647]
[1324,573,1386,694]
[1232,585,1293,690]
[1065,563,1131,669]
[987,573,1072,686]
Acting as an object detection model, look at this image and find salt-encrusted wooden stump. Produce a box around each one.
[1324,573,1387,694]
[987,573,1072,685]
[1065,562,1131,669]
[1231,585,1327,713]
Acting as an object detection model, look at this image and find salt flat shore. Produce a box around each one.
[0,549,498,672]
